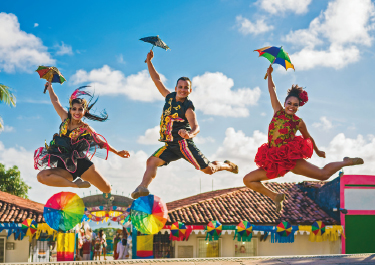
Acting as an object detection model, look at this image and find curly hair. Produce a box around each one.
[285,85,304,105]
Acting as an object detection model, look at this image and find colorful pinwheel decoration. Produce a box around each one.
[130,194,168,235]
[35,66,66,93]
[21,219,38,239]
[235,221,253,242]
[276,221,292,237]
[206,220,222,241]
[312,221,326,236]
[43,192,85,232]
[254,46,294,79]
[170,221,187,241]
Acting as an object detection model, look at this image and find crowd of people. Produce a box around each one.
[75,225,131,261]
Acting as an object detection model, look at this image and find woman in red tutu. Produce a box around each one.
[243,65,364,212]
[34,82,130,193]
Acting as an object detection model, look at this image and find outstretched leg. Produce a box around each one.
[37,168,89,188]
[243,169,285,212]
[131,156,166,199]
[291,157,362,180]
[80,164,111,194]
[201,161,238,175]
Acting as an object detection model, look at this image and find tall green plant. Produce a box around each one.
[0,163,31,199]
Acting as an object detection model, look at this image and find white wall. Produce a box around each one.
[1,230,30,263]
[172,230,341,258]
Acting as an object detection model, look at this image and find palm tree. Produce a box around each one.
[0,84,16,130]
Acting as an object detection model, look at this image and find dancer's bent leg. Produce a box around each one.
[291,158,355,180]
[37,168,82,188]
[243,169,285,212]
[131,156,166,199]
[243,169,277,200]
[81,164,111,194]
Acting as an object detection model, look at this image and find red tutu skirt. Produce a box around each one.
[254,136,313,179]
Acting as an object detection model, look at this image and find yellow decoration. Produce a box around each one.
[35,223,58,241]
[298,225,345,242]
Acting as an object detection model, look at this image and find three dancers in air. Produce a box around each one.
[34,51,364,212]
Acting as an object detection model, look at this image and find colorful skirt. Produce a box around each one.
[254,136,313,179]
[34,131,108,173]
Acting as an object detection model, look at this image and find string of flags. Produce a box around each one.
[166,220,345,243]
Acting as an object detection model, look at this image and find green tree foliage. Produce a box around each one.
[0,84,16,129]
[0,163,31,199]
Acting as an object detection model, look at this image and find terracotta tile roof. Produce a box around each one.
[0,190,44,223]
[166,182,337,225]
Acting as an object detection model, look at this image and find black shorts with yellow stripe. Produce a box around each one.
[152,139,210,170]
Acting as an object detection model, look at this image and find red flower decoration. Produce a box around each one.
[299,90,308,106]
[278,128,288,134]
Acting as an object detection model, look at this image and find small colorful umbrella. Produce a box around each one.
[140,36,170,63]
[312,221,326,236]
[276,221,292,237]
[206,220,222,241]
[43,192,85,232]
[21,219,38,237]
[130,195,168,235]
[170,221,187,239]
[140,35,170,51]
[35,66,66,94]
[254,46,294,79]
[236,220,253,241]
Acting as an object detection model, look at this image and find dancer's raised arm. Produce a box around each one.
[267,65,283,113]
[298,120,326,158]
[146,50,170,97]
[46,81,68,121]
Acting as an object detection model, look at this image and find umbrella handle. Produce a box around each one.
[264,73,268,80]
[43,83,48,94]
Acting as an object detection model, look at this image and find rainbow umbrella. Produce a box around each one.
[276,221,292,237]
[43,192,85,232]
[35,66,66,93]
[206,220,222,241]
[236,220,253,241]
[130,195,168,235]
[21,219,38,237]
[312,221,326,236]
[254,46,294,79]
[170,221,187,239]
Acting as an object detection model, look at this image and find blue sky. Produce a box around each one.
[0,0,375,205]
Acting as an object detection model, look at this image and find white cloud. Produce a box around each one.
[55,41,73,56]
[33,23,38,28]
[284,0,375,70]
[190,72,261,117]
[194,136,215,144]
[313,116,333,130]
[212,128,375,185]
[258,0,312,14]
[71,65,165,102]
[0,125,14,133]
[0,13,54,73]
[137,126,160,145]
[261,112,267,116]
[236,15,274,35]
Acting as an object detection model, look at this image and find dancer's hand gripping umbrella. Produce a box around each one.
[254,46,294,79]
[140,35,170,62]
[35,66,66,94]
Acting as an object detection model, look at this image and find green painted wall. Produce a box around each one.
[346,215,375,254]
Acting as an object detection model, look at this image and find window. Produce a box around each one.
[153,232,174,259]
[234,239,257,257]
[0,237,5,262]
[198,238,221,258]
